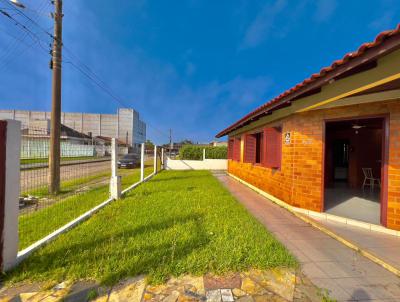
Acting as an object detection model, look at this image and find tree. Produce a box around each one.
[178,139,193,145]
[145,139,154,149]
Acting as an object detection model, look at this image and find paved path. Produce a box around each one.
[214,173,400,301]
[308,215,400,274]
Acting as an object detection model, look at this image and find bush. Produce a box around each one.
[179,145,227,160]
[205,146,227,159]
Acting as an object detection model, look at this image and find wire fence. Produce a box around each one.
[18,125,161,251]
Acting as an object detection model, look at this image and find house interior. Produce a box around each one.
[324,117,384,224]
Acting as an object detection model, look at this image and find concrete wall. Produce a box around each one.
[166,158,227,170]
[0,108,146,149]
[117,108,133,146]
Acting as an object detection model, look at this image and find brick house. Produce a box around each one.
[216,25,400,231]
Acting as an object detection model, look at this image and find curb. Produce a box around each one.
[293,212,400,278]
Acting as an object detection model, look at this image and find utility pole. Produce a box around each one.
[169,128,173,157]
[48,0,63,194]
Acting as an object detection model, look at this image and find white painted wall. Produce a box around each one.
[165,158,227,170]
[3,120,20,271]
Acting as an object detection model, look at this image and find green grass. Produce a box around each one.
[22,171,111,198]
[9,170,296,286]
[21,156,100,165]
[19,166,154,249]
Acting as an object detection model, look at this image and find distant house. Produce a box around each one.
[21,119,95,159]
[23,119,92,143]
[217,25,400,231]
[210,141,227,147]
[94,135,129,156]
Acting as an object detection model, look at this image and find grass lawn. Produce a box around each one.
[9,170,296,286]
[21,156,101,165]
[21,171,111,198]
[19,166,155,250]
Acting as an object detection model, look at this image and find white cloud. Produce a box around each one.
[314,0,337,23]
[240,0,287,49]
[58,2,273,143]
[0,1,274,143]
[368,0,399,31]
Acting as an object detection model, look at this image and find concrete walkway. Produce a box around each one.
[214,173,400,301]
[307,215,400,274]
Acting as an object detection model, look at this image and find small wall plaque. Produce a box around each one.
[284,132,291,145]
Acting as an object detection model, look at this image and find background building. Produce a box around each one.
[0,108,146,152]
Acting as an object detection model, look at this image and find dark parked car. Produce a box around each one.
[118,153,140,168]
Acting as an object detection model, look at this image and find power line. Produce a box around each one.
[1,1,170,141]
[0,6,132,117]
[0,26,48,71]
[0,0,51,55]
[0,0,53,40]
[64,58,170,139]
[64,60,128,108]
[0,4,51,71]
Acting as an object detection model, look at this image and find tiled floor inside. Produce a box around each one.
[324,182,380,225]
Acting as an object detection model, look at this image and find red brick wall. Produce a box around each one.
[228,99,400,230]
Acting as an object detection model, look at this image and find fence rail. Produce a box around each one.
[15,125,164,262]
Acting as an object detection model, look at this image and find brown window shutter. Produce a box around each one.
[244,134,256,163]
[264,127,282,168]
[228,139,234,159]
[233,138,241,161]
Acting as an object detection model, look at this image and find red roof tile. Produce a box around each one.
[216,24,400,138]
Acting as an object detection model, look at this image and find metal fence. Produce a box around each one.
[18,125,162,253]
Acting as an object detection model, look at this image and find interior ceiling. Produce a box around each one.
[326,117,383,131]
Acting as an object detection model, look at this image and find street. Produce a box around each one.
[20,160,111,193]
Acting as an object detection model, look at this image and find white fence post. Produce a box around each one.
[153,145,157,174]
[1,120,20,271]
[203,148,206,161]
[140,143,145,181]
[109,138,121,199]
[161,148,164,170]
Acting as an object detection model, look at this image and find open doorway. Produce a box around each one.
[324,117,385,224]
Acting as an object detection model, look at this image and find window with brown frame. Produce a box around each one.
[244,132,263,164]
[255,132,263,164]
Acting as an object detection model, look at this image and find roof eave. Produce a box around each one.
[216,25,400,138]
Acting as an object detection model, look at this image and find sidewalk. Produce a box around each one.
[214,173,400,301]
[305,215,400,275]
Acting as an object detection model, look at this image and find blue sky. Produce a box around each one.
[0,0,399,144]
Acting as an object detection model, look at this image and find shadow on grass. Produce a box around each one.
[10,213,209,285]
[149,174,211,183]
